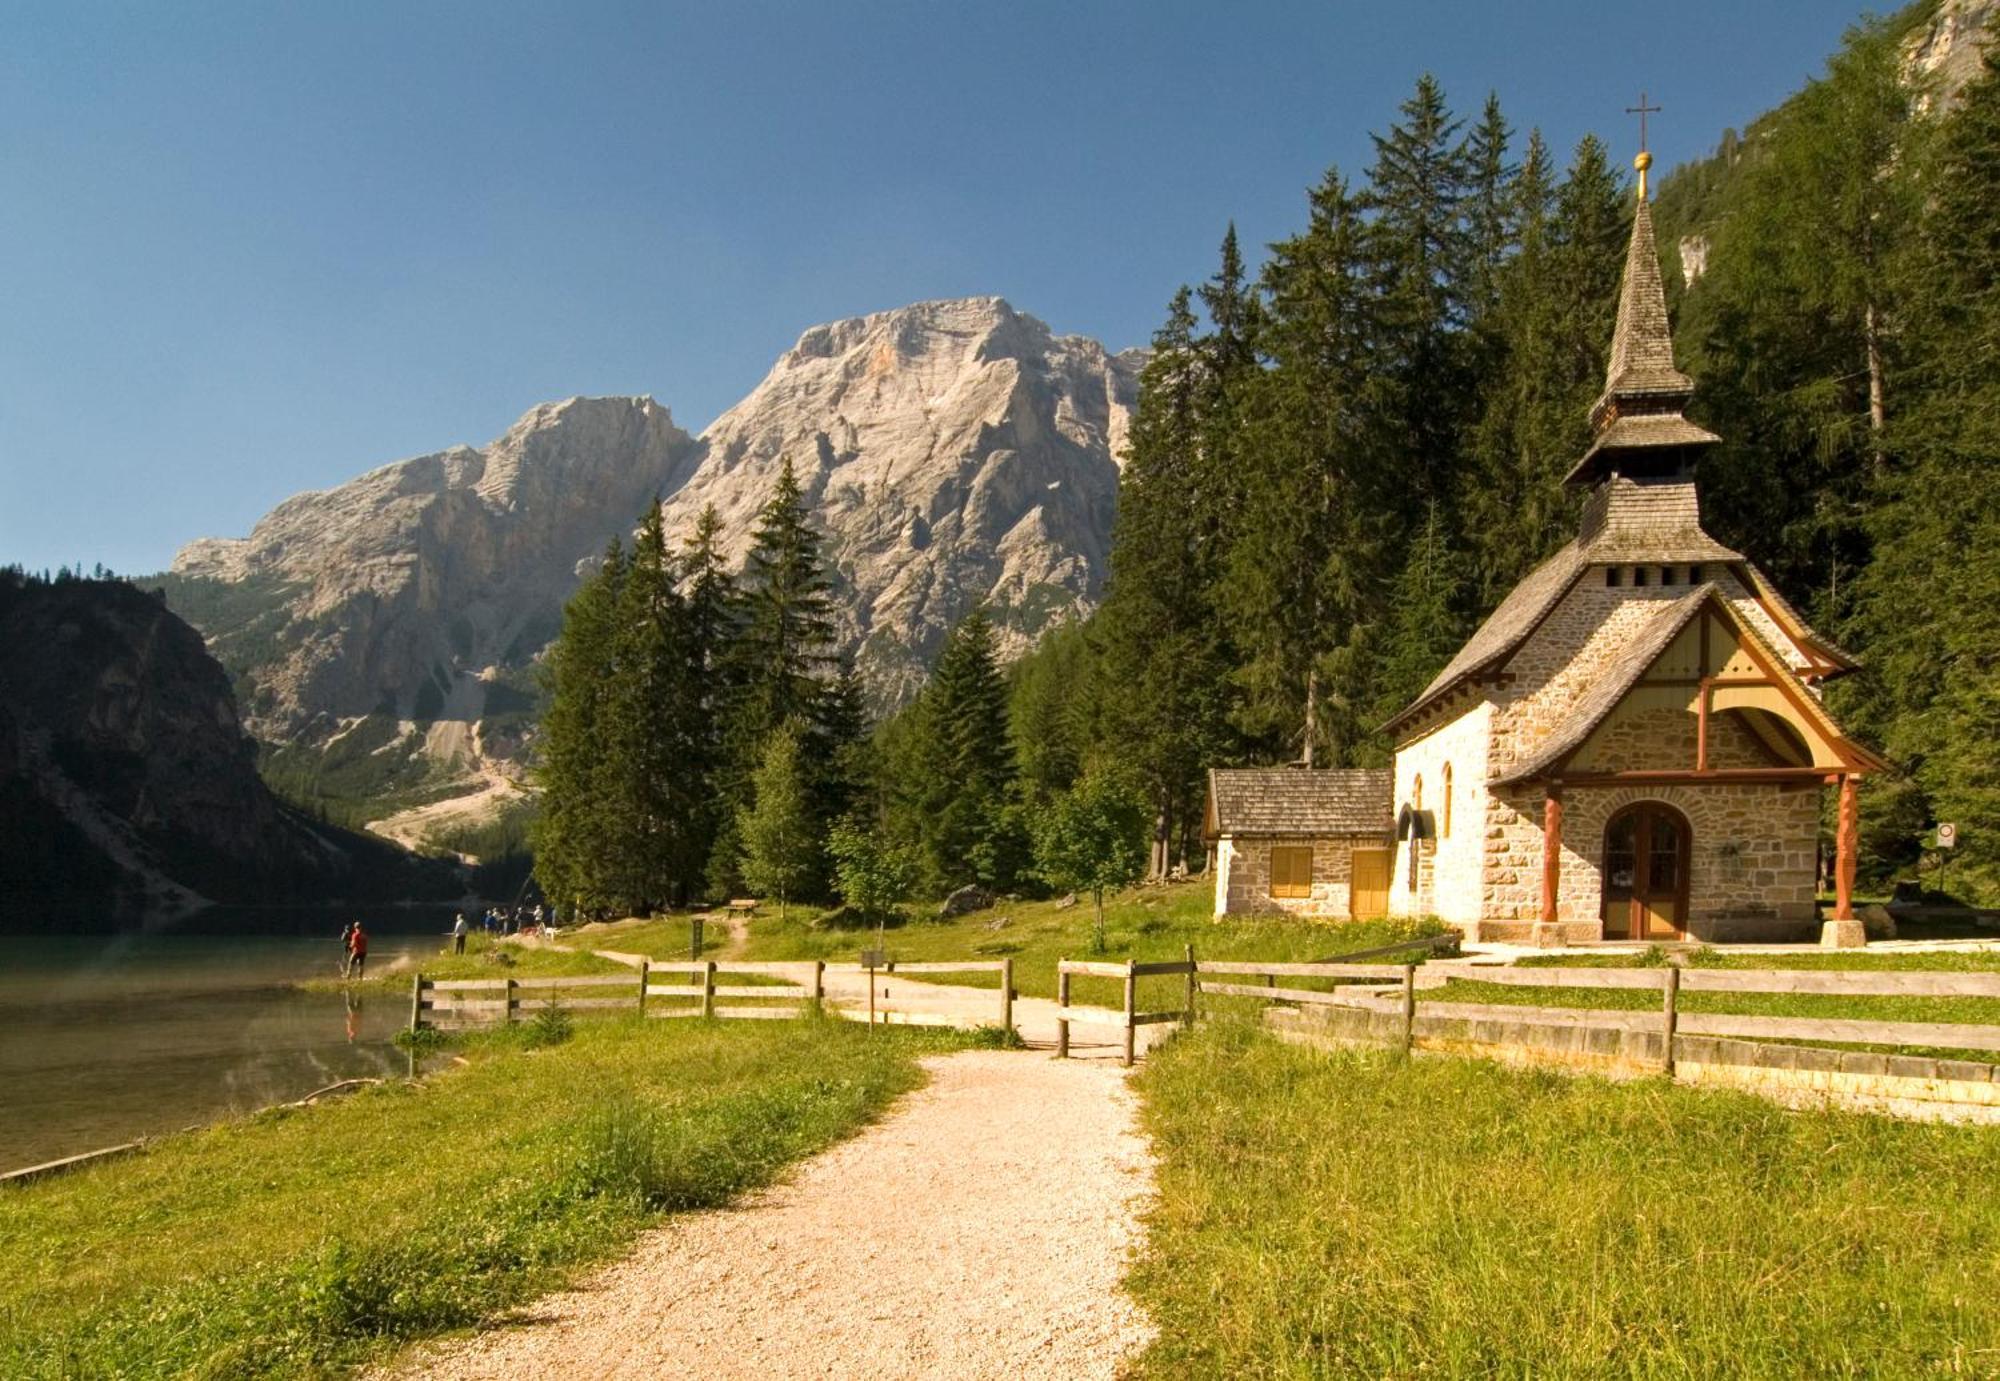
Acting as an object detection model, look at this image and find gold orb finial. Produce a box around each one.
[1634,149,1653,202]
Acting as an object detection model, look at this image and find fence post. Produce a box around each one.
[1400,964,1417,1054]
[1661,964,1681,1076]
[1000,957,1014,1037]
[1122,960,1137,1068]
[1184,944,1196,1025]
[701,960,717,1019]
[409,972,424,1035]
[505,977,517,1026]
[637,959,649,1018]
[1057,965,1071,1059]
[812,960,825,1015]
[691,916,703,962]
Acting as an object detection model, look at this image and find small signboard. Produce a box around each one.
[859,948,887,968]
[1939,822,1959,849]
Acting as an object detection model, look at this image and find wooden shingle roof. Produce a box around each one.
[1491,587,1711,784]
[1205,767,1393,839]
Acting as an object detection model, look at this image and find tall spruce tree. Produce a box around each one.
[1097,287,1237,874]
[531,539,626,915]
[1222,166,1387,767]
[599,503,702,910]
[922,605,1020,887]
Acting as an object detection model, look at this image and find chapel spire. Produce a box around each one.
[1562,152,1718,487]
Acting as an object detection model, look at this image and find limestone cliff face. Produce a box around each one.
[165,300,1139,811]
[171,396,699,744]
[668,297,1142,702]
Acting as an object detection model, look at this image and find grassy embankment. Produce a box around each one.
[569,882,1451,1007]
[1132,1019,2000,1376]
[296,932,629,995]
[1436,947,2000,1063]
[1,1016,992,1378]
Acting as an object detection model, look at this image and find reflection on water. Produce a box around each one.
[0,912,462,1171]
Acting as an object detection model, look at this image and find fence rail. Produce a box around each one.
[1214,959,2000,1073]
[1056,949,1197,1066]
[410,956,1017,1036]
[412,961,828,1030]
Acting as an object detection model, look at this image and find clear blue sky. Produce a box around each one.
[2,1,1867,576]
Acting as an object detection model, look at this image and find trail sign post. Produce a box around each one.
[1938,823,1958,849]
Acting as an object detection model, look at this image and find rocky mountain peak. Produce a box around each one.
[672,296,1142,702]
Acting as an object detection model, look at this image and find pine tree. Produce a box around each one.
[737,722,817,922]
[1362,74,1472,509]
[730,456,839,742]
[531,539,626,915]
[679,502,738,891]
[600,502,700,910]
[1222,165,1387,767]
[1096,287,1237,874]
[921,606,1020,887]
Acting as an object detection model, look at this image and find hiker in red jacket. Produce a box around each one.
[347,921,370,980]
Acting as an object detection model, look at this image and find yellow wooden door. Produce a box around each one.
[1350,849,1390,919]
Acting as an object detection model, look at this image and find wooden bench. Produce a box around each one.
[726,898,760,915]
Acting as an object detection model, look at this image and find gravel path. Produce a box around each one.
[383,1052,1157,1379]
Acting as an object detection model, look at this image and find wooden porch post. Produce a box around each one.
[1822,775,1865,948]
[1536,787,1565,947]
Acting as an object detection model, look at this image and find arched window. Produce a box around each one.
[1442,763,1453,838]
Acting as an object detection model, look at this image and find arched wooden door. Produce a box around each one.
[1601,803,1690,940]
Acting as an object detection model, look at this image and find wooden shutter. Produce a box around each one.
[1270,845,1313,899]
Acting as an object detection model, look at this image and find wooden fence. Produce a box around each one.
[1055,949,1197,1066]
[1194,958,2000,1074]
[410,958,1017,1035]
[821,958,1015,1033]
[411,961,824,1031]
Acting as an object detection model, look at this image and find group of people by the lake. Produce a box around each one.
[448,903,549,954]
[337,920,369,979]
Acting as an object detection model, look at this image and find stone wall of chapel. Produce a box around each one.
[1484,782,1821,941]
[1216,835,1390,919]
[1389,703,1491,925]
[1569,700,1779,774]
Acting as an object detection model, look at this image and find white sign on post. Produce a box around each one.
[1938,822,1958,849]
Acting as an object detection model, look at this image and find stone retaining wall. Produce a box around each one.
[1268,1004,2000,1124]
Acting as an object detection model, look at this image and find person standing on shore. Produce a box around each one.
[451,912,469,955]
[347,922,370,979]
[339,921,357,978]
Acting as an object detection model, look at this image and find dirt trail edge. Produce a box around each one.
[382,1051,1157,1380]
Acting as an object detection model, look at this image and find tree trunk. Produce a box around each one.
[1864,299,1887,474]
[1301,666,1320,769]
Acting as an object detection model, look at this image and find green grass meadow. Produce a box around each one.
[0,1016,990,1379]
[1132,1019,2000,1378]
[602,882,1453,1008]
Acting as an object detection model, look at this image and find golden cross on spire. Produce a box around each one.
[1625,90,1662,201]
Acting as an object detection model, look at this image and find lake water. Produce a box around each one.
[0,915,462,1172]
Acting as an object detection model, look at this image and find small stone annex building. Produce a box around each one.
[1208,157,1886,947]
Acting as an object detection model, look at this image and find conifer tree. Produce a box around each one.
[737,722,817,922]
[600,502,701,910]
[1222,166,1385,767]
[919,605,1020,887]
[1363,74,1472,509]
[531,539,626,914]
[1096,287,1237,874]
[729,455,839,745]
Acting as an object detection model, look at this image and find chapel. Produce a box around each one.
[1207,150,1885,947]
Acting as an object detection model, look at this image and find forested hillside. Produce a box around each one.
[537,4,2000,912]
[986,6,1999,901]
